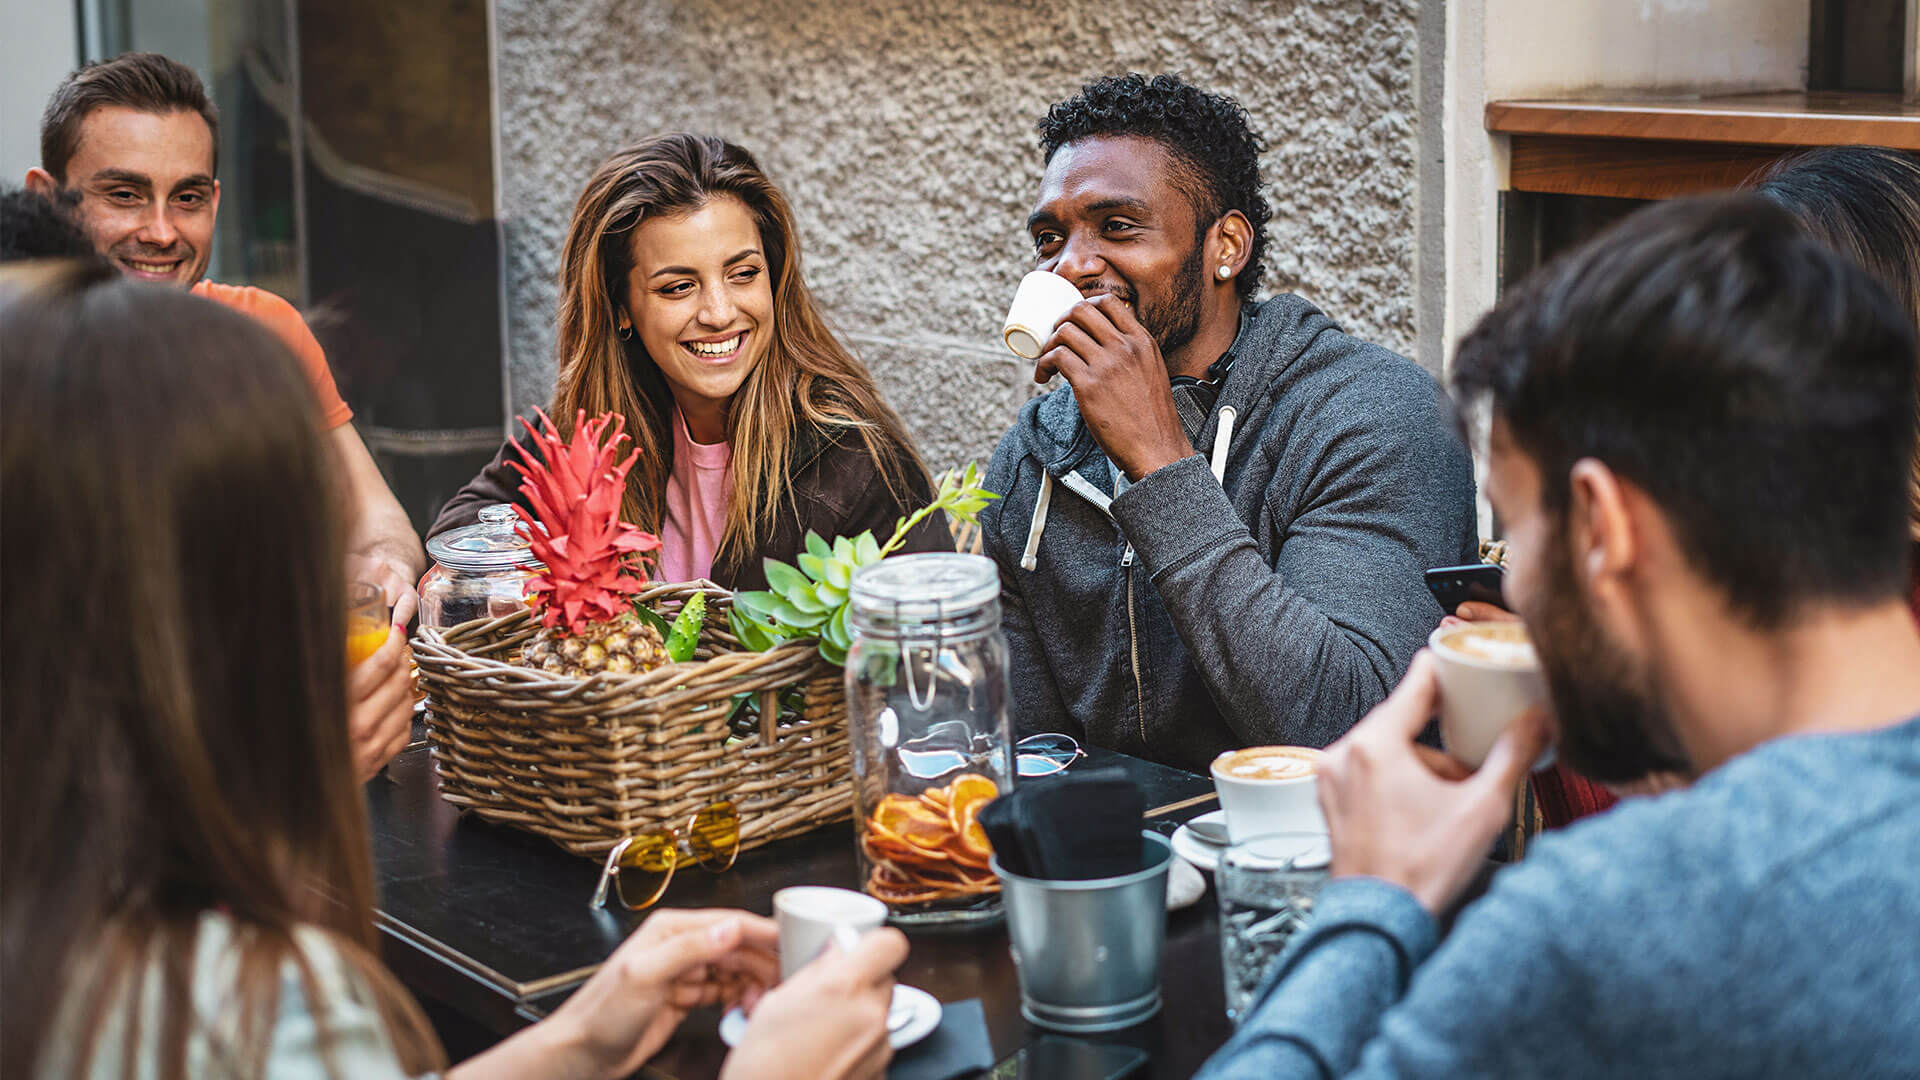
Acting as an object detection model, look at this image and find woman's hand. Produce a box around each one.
[719,927,909,1080]
[347,626,413,781]
[548,910,780,1079]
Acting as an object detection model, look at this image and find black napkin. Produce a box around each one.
[979,768,1146,880]
[887,997,995,1080]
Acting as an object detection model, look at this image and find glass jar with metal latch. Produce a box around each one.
[845,553,1012,927]
[419,504,545,630]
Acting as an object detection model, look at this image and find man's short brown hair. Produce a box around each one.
[40,53,219,183]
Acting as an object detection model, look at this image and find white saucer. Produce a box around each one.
[1170,810,1230,872]
[719,983,941,1051]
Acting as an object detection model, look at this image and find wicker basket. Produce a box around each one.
[410,581,852,860]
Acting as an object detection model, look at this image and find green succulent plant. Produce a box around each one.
[730,463,998,665]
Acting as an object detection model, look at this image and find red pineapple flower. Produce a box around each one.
[507,408,662,636]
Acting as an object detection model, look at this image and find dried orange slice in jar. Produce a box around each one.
[946,774,998,814]
[876,801,955,850]
[948,800,994,865]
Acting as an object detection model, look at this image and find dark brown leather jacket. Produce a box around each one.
[429,425,952,592]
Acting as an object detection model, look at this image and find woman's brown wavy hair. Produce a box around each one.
[0,261,443,1079]
[550,133,925,564]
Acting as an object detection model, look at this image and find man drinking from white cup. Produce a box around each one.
[978,73,1478,774]
[1198,194,1920,1078]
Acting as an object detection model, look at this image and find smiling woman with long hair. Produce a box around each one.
[0,261,906,1080]
[433,134,948,584]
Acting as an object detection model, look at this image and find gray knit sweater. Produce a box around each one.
[1196,715,1920,1078]
[979,295,1478,773]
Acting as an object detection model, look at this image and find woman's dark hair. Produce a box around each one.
[550,132,927,562]
[1452,194,1919,627]
[1747,146,1920,537]
[0,261,441,1078]
[1038,72,1271,301]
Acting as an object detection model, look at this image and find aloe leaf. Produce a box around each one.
[789,586,830,615]
[805,531,833,561]
[764,559,811,597]
[854,531,882,565]
[797,552,828,582]
[814,581,848,607]
[664,592,705,662]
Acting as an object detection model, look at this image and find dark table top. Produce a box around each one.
[369,741,1229,1079]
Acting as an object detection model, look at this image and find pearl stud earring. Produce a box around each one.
[1217,265,1233,280]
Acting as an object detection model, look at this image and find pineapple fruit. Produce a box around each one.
[508,408,669,679]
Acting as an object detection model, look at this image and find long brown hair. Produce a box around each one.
[1749,146,1920,538]
[550,132,924,565]
[0,261,442,1078]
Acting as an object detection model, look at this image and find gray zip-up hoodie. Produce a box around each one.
[979,294,1477,774]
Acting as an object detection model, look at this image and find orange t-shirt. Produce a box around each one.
[191,280,353,430]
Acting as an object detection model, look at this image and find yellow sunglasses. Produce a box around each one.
[589,802,743,910]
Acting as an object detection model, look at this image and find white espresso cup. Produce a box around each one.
[773,885,887,979]
[1002,270,1087,359]
[1427,622,1549,769]
[1209,746,1328,844]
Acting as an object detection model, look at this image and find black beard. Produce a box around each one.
[1528,530,1694,785]
[1137,238,1206,358]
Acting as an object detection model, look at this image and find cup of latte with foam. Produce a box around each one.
[1209,745,1328,843]
[1427,622,1549,769]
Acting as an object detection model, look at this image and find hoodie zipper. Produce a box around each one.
[1122,541,1146,749]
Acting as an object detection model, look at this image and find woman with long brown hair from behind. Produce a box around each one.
[432,133,949,583]
[0,261,906,1080]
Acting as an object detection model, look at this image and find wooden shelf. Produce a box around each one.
[1487,92,1920,200]
[1487,92,1920,150]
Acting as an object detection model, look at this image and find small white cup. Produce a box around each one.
[1209,747,1327,844]
[1427,623,1549,769]
[1002,270,1087,359]
[773,885,887,979]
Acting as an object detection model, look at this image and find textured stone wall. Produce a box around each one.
[495,0,1421,470]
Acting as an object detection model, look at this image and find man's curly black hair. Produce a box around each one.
[1038,72,1270,301]
[0,186,90,262]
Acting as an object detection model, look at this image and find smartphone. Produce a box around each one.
[986,1036,1149,1080]
[1424,563,1507,614]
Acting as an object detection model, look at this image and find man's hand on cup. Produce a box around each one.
[721,927,909,1080]
[1034,293,1193,482]
[1317,652,1549,915]
[546,909,781,1080]
[347,626,414,781]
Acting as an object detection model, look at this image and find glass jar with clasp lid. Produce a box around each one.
[419,504,546,630]
[845,552,1012,927]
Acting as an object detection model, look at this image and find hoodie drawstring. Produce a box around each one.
[1020,470,1053,570]
[1020,405,1237,572]
[1210,406,1237,484]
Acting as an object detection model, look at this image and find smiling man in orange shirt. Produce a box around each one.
[27,52,422,778]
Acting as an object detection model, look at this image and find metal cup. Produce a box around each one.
[991,831,1173,1032]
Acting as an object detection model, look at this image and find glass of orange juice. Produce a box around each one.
[347,582,392,665]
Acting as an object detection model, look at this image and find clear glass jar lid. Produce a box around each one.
[425,504,544,572]
[849,553,999,629]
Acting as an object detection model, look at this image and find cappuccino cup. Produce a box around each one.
[773,885,887,979]
[1427,622,1549,769]
[1209,746,1327,844]
[1002,270,1086,359]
